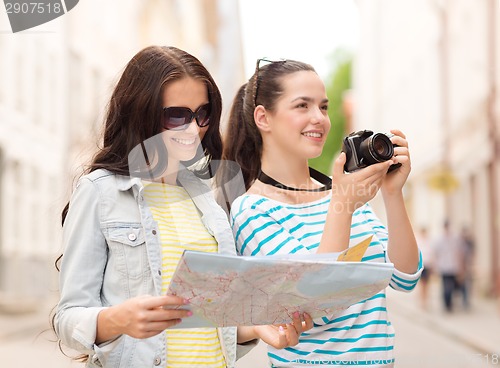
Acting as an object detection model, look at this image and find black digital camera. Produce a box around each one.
[342,130,401,173]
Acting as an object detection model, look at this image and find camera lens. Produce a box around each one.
[373,136,391,157]
[360,133,394,164]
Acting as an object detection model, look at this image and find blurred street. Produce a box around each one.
[1,278,498,367]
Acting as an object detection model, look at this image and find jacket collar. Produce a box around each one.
[114,164,200,192]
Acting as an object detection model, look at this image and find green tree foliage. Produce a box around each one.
[309,50,353,174]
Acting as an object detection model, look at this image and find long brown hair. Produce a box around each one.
[52,46,223,361]
[60,45,223,226]
[221,59,315,191]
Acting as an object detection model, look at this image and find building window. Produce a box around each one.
[0,147,4,252]
[49,53,57,133]
[69,51,82,132]
[15,52,25,112]
[9,160,21,248]
[34,44,43,126]
[0,38,4,104]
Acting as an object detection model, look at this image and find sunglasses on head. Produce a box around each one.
[253,58,287,107]
[162,103,211,131]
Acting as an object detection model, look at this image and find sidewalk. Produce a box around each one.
[387,277,500,356]
[0,294,57,342]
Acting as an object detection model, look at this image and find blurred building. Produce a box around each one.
[0,0,244,310]
[353,0,499,295]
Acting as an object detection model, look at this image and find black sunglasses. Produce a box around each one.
[253,58,287,107]
[162,103,211,131]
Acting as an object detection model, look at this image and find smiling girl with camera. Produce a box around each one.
[222,58,422,367]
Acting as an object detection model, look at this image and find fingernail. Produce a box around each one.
[184,299,190,304]
[279,326,285,333]
[293,312,299,318]
[187,311,193,317]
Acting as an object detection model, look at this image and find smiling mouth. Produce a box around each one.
[302,132,323,138]
[172,137,196,145]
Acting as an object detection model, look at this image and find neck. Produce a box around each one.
[158,159,180,185]
[260,152,312,189]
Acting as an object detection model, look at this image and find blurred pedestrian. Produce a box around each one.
[51,46,312,368]
[221,58,422,367]
[416,226,434,310]
[459,226,475,310]
[433,220,466,313]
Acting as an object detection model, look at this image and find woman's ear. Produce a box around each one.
[254,105,271,132]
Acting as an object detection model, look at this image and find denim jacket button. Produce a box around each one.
[128,233,137,241]
[153,357,161,366]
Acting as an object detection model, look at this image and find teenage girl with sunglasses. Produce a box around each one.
[52,46,312,368]
[222,59,422,367]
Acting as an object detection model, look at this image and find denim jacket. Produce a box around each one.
[55,168,255,368]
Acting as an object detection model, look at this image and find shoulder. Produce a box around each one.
[75,169,126,200]
[83,169,114,182]
[232,193,269,208]
[230,194,291,226]
[77,169,115,188]
[65,171,113,219]
[231,194,272,218]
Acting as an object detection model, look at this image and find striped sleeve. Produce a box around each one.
[360,203,423,292]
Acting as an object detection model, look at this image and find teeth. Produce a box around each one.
[302,132,322,138]
[173,138,196,145]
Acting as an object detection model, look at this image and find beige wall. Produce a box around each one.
[353,0,499,292]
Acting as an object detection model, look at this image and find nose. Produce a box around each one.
[311,106,326,124]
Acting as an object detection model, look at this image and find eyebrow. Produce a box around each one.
[291,96,329,104]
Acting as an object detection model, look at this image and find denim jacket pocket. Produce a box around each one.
[105,223,150,279]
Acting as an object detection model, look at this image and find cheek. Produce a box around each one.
[198,129,209,148]
[280,113,303,129]
[325,118,332,134]
[161,131,172,147]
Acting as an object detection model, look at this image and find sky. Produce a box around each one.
[237,0,360,79]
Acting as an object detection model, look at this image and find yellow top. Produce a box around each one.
[143,182,226,368]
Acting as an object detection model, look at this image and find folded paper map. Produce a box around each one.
[166,236,393,328]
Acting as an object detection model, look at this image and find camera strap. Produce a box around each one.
[257,167,332,192]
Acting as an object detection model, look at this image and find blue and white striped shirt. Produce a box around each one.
[230,194,422,367]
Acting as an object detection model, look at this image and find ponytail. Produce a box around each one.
[222,83,263,190]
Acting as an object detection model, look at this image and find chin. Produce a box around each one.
[167,142,202,163]
[175,153,198,162]
[306,149,324,160]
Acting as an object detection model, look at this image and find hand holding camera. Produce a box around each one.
[341,129,411,196]
[342,130,401,173]
[329,129,410,213]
